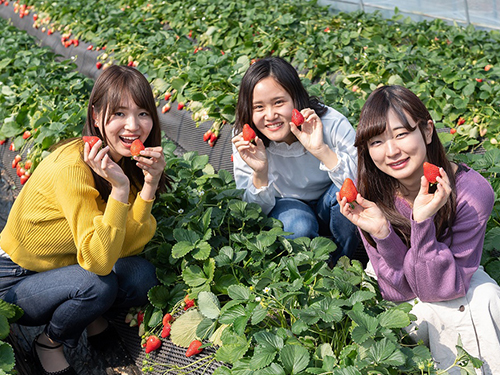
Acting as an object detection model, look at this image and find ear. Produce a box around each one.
[424,120,434,144]
[92,107,99,127]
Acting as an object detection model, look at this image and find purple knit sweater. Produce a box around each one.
[362,166,494,302]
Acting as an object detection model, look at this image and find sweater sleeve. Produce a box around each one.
[319,110,357,188]
[368,169,494,302]
[120,194,156,258]
[232,142,276,215]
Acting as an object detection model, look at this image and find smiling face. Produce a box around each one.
[252,76,296,145]
[95,94,153,162]
[367,109,433,189]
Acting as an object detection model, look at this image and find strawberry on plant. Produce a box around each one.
[22,130,31,139]
[485,64,492,71]
[145,335,161,353]
[185,340,203,357]
[9,143,15,151]
[184,295,195,310]
[339,178,358,207]
[162,313,172,325]
[291,109,304,127]
[177,102,185,111]
[82,136,100,148]
[87,45,93,50]
[12,155,22,169]
[423,162,440,184]
[0,139,5,145]
[96,62,103,70]
[137,310,145,326]
[450,128,457,135]
[162,103,171,113]
[457,117,465,126]
[242,124,256,143]
[164,92,172,101]
[20,174,29,185]
[130,139,145,157]
[203,130,212,142]
[161,323,171,338]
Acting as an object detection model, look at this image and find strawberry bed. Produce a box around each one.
[2,0,500,374]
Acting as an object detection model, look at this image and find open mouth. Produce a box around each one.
[119,136,139,145]
[266,122,283,130]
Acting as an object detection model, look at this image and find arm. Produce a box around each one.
[374,171,494,302]
[232,139,276,215]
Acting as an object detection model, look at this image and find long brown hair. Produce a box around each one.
[235,57,327,147]
[355,85,456,247]
[82,65,169,201]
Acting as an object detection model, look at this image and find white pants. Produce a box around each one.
[366,263,500,374]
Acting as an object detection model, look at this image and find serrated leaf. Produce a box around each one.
[250,344,278,370]
[0,342,15,373]
[196,318,217,340]
[192,240,211,260]
[253,331,284,349]
[182,265,208,287]
[170,310,204,347]
[228,285,251,301]
[215,335,250,364]
[251,304,268,325]
[279,344,310,374]
[378,309,410,329]
[172,241,194,259]
[254,363,286,375]
[198,291,221,319]
[147,285,169,309]
[219,304,247,324]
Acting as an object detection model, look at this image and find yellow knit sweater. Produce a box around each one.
[0,140,156,275]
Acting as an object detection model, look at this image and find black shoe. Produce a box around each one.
[32,335,77,375]
[87,322,120,351]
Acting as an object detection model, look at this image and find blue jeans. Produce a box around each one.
[269,183,359,265]
[0,256,158,348]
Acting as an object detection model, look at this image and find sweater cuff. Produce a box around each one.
[103,196,129,229]
[132,193,155,222]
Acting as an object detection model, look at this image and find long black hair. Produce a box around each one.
[235,57,327,146]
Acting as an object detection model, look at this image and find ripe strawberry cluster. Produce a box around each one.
[203,127,219,147]
[11,153,32,185]
[130,294,204,357]
[161,91,185,114]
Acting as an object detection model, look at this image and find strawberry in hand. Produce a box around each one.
[423,162,440,184]
[130,139,145,157]
[242,123,256,143]
[339,178,358,208]
[291,109,305,127]
[82,136,101,149]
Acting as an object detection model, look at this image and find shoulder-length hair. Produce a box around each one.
[235,57,327,147]
[82,65,170,201]
[355,85,456,247]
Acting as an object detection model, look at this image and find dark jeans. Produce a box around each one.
[0,256,158,348]
[269,182,360,266]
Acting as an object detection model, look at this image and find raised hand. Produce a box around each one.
[232,132,268,175]
[289,108,326,155]
[337,192,390,240]
[413,167,451,222]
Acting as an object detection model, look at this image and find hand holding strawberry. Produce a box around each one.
[82,136,101,149]
[130,139,145,157]
[291,109,304,127]
[339,178,358,208]
[242,123,256,143]
[423,162,440,184]
[413,163,452,222]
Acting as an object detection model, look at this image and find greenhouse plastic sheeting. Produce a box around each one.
[320,0,500,30]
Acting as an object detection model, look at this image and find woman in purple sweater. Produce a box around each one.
[338,85,500,374]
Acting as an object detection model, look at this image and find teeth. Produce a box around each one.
[266,123,282,129]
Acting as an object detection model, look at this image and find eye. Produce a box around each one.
[114,111,124,117]
[395,131,408,138]
[369,140,381,147]
[253,104,263,111]
[139,111,150,117]
[275,99,284,105]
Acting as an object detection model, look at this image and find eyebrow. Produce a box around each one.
[253,95,286,104]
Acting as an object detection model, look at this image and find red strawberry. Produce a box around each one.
[161,323,171,338]
[22,130,31,139]
[184,295,195,310]
[185,340,203,357]
[485,64,492,71]
[450,128,457,135]
[457,117,465,126]
[137,310,144,326]
[164,92,172,101]
[82,136,100,148]
[339,178,358,205]
[0,139,5,145]
[87,45,93,50]
[162,313,173,325]
[96,62,103,69]
[145,335,161,353]
[177,102,185,111]
[24,160,32,170]
[130,139,145,156]
[476,78,483,83]
[9,142,15,151]
[203,130,211,142]
[242,124,256,143]
[20,174,29,185]
[423,162,440,184]
[291,109,304,127]
[161,103,171,113]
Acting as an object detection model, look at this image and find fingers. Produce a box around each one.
[134,146,166,176]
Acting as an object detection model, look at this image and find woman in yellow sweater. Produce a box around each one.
[0,65,169,375]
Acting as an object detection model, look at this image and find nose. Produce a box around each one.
[125,115,140,131]
[385,139,400,157]
[264,106,276,121]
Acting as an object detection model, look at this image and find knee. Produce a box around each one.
[76,271,119,304]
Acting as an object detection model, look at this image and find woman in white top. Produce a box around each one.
[232,57,359,264]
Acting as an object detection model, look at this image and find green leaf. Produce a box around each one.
[173,228,200,243]
[279,344,310,374]
[254,363,286,375]
[251,304,268,325]
[196,318,217,340]
[215,332,250,364]
[182,265,208,287]
[0,342,15,373]
[250,344,278,370]
[171,241,195,259]
[228,285,251,301]
[253,331,284,349]
[219,304,247,324]
[147,285,170,310]
[192,240,211,260]
[198,291,221,319]
[378,308,411,329]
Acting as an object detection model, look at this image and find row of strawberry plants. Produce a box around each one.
[0,16,93,185]
[131,145,480,374]
[9,0,500,154]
